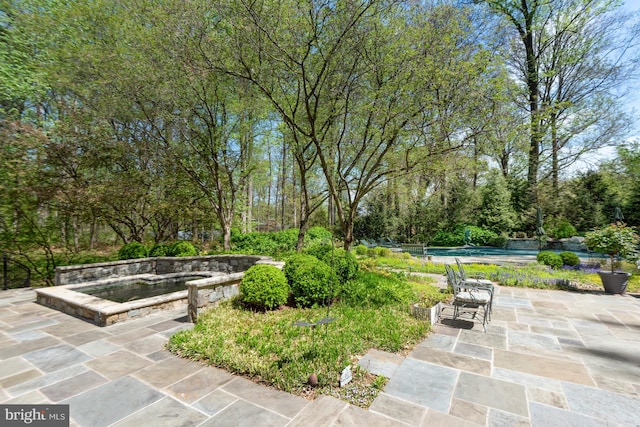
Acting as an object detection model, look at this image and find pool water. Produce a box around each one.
[79,276,205,303]
[425,247,601,258]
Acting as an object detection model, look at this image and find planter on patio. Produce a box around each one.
[411,301,442,323]
[597,271,630,295]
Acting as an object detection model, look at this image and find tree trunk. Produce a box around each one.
[89,219,96,250]
[550,112,560,198]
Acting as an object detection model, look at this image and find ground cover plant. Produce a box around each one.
[367,252,640,292]
[167,266,432,407]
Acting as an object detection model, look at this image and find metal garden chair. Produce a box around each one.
[445,264,491,332]
[455,258,495,317]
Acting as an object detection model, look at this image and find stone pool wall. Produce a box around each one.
[55,255,271,286]
[42,255,276,326]
[506,237,587,252]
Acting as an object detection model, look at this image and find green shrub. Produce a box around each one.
[431,230,463,246]
[118,242,149,260]
[339,270,414,307]
[489,235,508,248]
[354,244,368,256]
[372,247,392,257]
[304,226,333,247]
[559,251,580,266]
[536,251,563,269]
[284,253,333,307]
[231,228,301,255]
[240,264,290,310]
[551,221,577,239]
[431,225,501,247]
[305,245,359,283]
[168,241,199,257]
[149,243,170,257]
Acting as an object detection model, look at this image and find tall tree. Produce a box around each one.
[216,1,494,249]
[477,0,636,203]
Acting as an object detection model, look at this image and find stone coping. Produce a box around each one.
[36,271,222,317]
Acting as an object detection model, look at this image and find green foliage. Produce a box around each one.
[240,265,290,310]
[168,241,198,257]
[117,242,149,260]
[536,251,563,269]
[549,220,577,239]
[354,244,368,255]
[431,230,463,246]
[149,243,170,257]
[231,228,300,255]
[305,244,359,283]
[339,270,415,307]
[431,225,502,247]
[564,171,618,231]
[303,226,332,246]
[584,223,639,273]
[478,170,518,234]
[369,247,393,257]
[559,251,580,267]
[284,254,333,307]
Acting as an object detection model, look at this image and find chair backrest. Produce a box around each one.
[455,258,469,281]
[445,264,463,293]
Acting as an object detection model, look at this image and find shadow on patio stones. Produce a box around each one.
[439,318,476,330]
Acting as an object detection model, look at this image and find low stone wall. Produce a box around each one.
[506,237,587,252]
[55,255,272,286]
[54,259,157,286]
[155,255,268,275]
[187,260,285,323]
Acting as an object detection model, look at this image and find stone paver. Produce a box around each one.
[1,280,639,426]
[357,348,404,378]
[63,376,164,427]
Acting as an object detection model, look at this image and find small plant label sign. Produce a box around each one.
[339,366,352,387]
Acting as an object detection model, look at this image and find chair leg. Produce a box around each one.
[481,304,488,332]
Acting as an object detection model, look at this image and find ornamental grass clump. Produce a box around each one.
[584,223,639,273]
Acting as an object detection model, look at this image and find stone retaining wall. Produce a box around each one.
[55,255,271,286]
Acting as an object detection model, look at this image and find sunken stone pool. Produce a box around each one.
[36,255,272,326]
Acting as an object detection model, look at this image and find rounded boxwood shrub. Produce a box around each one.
[118,242,149,260]
[305,245,359,283]
[284,253,332,307]
[559,251,580,267]
[240,264,290,310]
[168,241,198,257]
[536,251,563,269]
[149,243,170,257]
